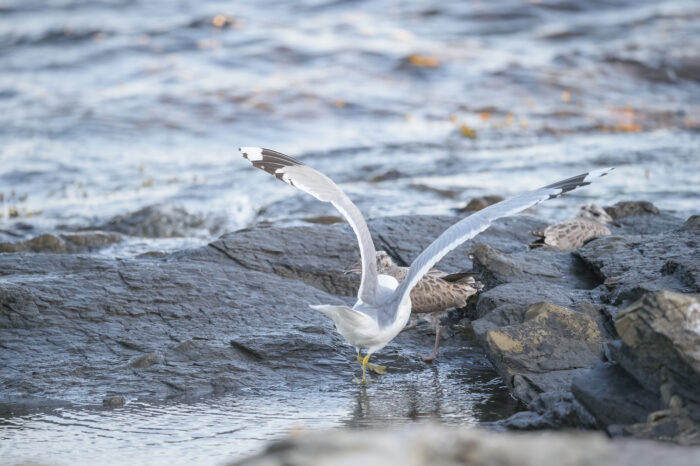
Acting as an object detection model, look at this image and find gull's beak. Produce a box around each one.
[344,260,362,275]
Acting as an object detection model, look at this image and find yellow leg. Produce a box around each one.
[361,353,369,383]
[356,353,386,375]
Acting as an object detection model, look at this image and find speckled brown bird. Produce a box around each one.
[529,204,614,252]
[346,251,482,362]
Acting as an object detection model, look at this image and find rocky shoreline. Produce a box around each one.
[1,201,698,451]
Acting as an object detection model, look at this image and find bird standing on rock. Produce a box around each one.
[529,204,614,251]
[240,146,612,383]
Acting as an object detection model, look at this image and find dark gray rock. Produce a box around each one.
[471,284,600,342]
[211,223,361,297]
[0,245,355,404]
[232,423,700,466]
[500,391,596,430]
[681,215,700,231]
[103,396,125,408]
[368,214,546,271]
[0,215,517,410]
[614,292,700,420]
[479,302,605,404]
[572,292,700,445]
[572,362,663,427]
[471,242,601,289]
[609,414,700,446]
[0,232,122,253]
[577,221,700,308]
[603,201,684,236]
[93,203,223,238]
[457,194,505,212]
[605,200,660,218]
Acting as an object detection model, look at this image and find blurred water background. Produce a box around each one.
[1,0,699,464]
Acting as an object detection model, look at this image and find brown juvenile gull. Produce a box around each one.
[240,146,613,383]
[346,251,483,362]
[529,204,614,251]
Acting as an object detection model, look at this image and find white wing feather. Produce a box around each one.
[379,168,614,326]
[240,147,379,304]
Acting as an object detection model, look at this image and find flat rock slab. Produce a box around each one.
[0,249,354,405]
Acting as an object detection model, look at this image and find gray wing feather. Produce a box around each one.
[379,167,613,326]
[240,147,378,303]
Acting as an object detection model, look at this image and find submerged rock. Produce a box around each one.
[232,423,700,466]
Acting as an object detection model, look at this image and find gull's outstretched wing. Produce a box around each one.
[240,147,378,303]
[380,168,614,326]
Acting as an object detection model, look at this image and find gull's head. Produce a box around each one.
[375,251,397,273]
[343,251,399,276]
[576,204,614,224]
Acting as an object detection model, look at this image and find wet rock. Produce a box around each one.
[471,243,600,289]
[572,291,700,445]
[615,292,700,419]
[232,423,700,466]
[572,362,663,427]
[0,214,506,408]
[457,195,504,212]
[604,200,684,235]
[130,351,165,368]
[609,413,700,445]
[94,203,223,238]
[500,391,596,430]
[212,214,547,299]
[605,201,660,218]
[103,396,125,408]
[210,223,362,297]
[0,244,355,404]
[577,219,700,308]
[681,215,700,232]
[481,302,604,404]
[0,232,122,253]
[369,214,546,271]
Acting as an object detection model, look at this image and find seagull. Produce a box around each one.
[240,147,612,383]
[345,250,483,362]
[529,203,614,251]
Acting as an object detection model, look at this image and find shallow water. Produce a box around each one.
[1,337,513,465]
[1,0,699,463]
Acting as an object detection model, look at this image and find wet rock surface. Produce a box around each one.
[232,423,700,466]
[1,200,698,447]
[465,201,699,441]
[0,213,517,410]
[0,232,123,253]
[91,203,225,238]
[574,291,700,445]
